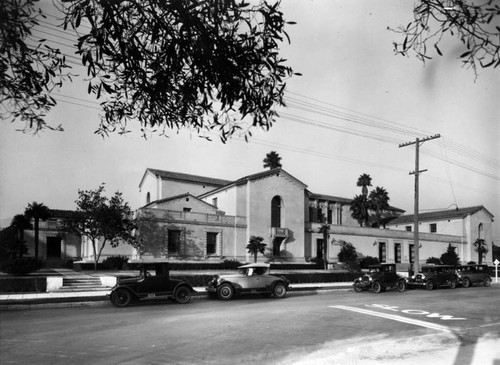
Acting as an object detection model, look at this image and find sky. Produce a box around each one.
[1,0,499,243]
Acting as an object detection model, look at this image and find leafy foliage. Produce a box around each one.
[368,186,390,228]
[473,238,489,264]
[440,244,460,265]
[426,256,442,265]
[359,256,380,269]
[350,194,370,227]
[246,235,267,262]
[0,257,43,276]
[0,0,70,132]
[134,211,168,257]
[391,0,500,77]
[337,241,358,263]
[356,173,372,196]
[102,255,129,270]
[60,184,136,270]
[263,150,282,169]
[62,0,296,141]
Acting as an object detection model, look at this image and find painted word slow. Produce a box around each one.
[366,304,466,320]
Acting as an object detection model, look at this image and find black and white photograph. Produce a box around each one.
[1,0,499,364]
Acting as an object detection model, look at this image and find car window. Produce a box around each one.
[247,268,254,276]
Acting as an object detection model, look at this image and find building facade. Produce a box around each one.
[77,167,496,267]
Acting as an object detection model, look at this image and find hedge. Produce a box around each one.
[0,278,47,293]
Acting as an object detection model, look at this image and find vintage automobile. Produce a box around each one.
[206,263,290,300]
[353,263,406,293]
[455,264,492,288]
[109,262,194,307]
[407,264,458,290]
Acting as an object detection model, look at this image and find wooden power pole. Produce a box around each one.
[399,134,441,274]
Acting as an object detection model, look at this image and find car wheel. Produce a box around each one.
[110,288,133,308]
[354,282,363,293]
[174,286,191,304]
[484,277,492,287]
[372,281,382,293]
[425,280,434,291]
[462,278,470,288]
[396,280,406,292]
[217,283,234,300]
[450,279,457,289]
[273,282,287,298]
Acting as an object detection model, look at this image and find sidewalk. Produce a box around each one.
[0,282,353,311]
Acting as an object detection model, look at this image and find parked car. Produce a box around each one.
[455,264,492,288]
[353,263,406,293]
[206,263,290,300]
[109,262,194,307]
[407,264,458,290]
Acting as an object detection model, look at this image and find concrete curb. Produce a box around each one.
[0,285,353,311]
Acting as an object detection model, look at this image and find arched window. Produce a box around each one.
[478,223,484,239]
[271,196,282,228]
[146,192,151,204]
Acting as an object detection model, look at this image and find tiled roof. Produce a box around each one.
[388,205,493,225]
[146,168,232,187]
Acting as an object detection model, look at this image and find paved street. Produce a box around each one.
[1,286,499,365]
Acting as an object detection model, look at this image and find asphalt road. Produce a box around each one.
[1,286,499,365]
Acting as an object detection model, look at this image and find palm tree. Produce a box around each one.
[10,214,32,258]
[263,151,282,170]
[246,236,267,262]
[318,224,330,270]
[368,187,390,228]
[473,238,489,264]
[350,194,370,227]
[356,173,372,196]
[25,202,51,259]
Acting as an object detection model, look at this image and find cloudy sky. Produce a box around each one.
[1,0,499,243]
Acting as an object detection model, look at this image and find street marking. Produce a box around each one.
[480,322,500,328]
[366,304,466,320]
[330,305,453,333]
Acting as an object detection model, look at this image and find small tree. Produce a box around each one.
[10,214,31,258]
[246,236,267,263]
[473,238,489,265]
[61,184,136,270]
[440,244,460,266]
[337,241,358,271]
[24,202,51,259]
[350,194,370,227]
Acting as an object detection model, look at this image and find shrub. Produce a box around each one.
[0,257,43,276]
[102,255,129,269]
[440,244,460,265]
[359,256,379,269]
[426,257,442,265]
[221,259,243,270]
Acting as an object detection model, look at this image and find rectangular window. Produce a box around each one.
[337,207,342,225]
[327,209,332,224]
[207,232,218,255]
[378,242,387,263]
[212,198,218,208]
[309,207,317,223]
[183,207,191,212]
[409,244,415,263]
[430,223,437,233]
[168,230,182,254]
[405,226,412,232]
[317,208,323,223]
[394,243,401,263]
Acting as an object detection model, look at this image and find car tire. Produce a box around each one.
[484,277,492,287]
[217,283,234,300]
[425,281,434,291]
[174,286,191,304]
[450,279,457,289]
[372,281,382,293]
[462,278,470,288]
[110,288,133,308]
[273,282,287,298]
[396,280,406,292]
[354,282,363,293]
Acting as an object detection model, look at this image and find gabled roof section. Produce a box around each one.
[141,193,217,210]
[139,168,232,188]
[388,205,493,225]
[306,191,405,213]
[198,168,308,198]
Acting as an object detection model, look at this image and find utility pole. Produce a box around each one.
[399,134,440,275]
